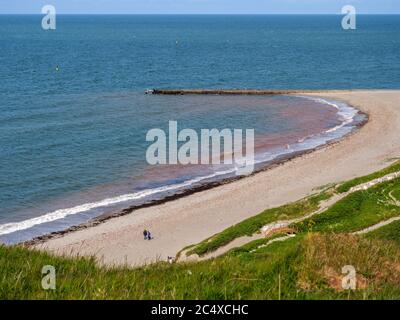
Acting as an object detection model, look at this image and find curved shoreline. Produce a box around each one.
[13,92,362,245]
[30,90,400,266]
[15,94,364,246]
[22,140,359,246]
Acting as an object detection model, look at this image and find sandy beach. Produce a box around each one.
[33,90,400,266]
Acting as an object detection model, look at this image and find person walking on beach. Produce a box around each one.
[147,231,152,240]
[143,229,148,240]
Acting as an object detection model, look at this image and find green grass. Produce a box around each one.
[0,239,301,300]
[336,160,400,193]
[2,233,400,299]
[365,220,400,246]
[3,161,400,300]
[189,161,400,257]
[187,191,331,257]
[294,177,400,234]
[226,232,293,256]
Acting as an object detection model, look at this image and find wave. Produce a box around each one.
[0,169,233,236]
[0,96,362,238]
[298,96,357,134]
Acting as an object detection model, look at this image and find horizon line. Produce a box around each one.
[1,13,399,15]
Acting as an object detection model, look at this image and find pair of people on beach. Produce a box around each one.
[143,229,152,240]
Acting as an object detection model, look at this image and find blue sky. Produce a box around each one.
[1,0,399,14]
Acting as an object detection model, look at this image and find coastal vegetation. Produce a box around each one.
[187,160,400,257]
[1,233,400,299]
[365,219,400,245]
[186,191,332,257]
[2,161,400,299]
[295,177,400,233]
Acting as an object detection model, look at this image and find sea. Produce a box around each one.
[0,14,399,243]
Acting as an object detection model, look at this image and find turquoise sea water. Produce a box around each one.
[0,15,398,243]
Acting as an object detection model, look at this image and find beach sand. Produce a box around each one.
[34,90,400,266]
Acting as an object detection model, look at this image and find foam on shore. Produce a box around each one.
[0,95,365,242]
